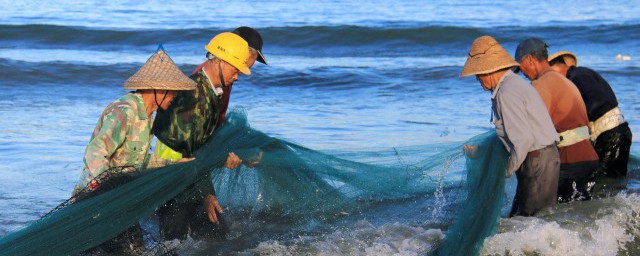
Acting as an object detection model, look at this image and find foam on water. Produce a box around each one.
[239,221,444,256]
[482,193,640,255]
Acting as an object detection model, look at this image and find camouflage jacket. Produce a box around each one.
[153,70,221,157]
[77,92,153,189]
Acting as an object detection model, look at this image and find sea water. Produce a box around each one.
[0,1,639,255]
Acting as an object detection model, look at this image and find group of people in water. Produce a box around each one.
[74,27,267,253]
[72,27,632,253]
[462,36,632,217]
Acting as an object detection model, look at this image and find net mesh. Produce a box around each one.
[0,110,511,255]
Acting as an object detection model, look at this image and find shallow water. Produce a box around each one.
[1,1,639,255]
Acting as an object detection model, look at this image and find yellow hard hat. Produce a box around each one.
[205,32,251,75]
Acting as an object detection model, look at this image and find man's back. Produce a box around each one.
[532,68,598,164]
[567,66,619,121]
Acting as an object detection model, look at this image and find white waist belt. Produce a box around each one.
[589,107,626,141]
[557,126,590,148]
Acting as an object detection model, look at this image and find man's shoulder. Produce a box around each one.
[534,70,565,89]
[568,66,601,81]
[572,66,597,75]
[500,73,530,95]
[103,93,139,120]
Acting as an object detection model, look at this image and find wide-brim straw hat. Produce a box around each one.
[460,36,519,77]
[124,48,196,91]
[548,51,578,67]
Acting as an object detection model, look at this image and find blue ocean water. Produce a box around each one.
[0,1,639,255]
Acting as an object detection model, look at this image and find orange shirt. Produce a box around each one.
[532,68,598,164]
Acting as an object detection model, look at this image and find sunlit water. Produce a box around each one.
[0,1,639,255]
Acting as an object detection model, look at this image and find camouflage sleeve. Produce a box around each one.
[83,106,129,182]
[153,91,197,156]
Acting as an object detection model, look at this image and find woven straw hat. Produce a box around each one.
[460,36,519,77]
[548,51,577,67]
[124,48,196,90]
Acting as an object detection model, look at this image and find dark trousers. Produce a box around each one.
[82,225,145,255]
[594,123,632,178]
[157,191,226,241]
[558,160,598,203]
[511,144,560,217]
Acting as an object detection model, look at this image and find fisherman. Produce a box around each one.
[515,38,599,203]
[549,51,632,178]
[153,28,267,240]
[73,48,196,253]
[461,36,560,217]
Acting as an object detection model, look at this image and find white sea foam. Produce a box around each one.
[239,221,444,256]
[481,193,640,256]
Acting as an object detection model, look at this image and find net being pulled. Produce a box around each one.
[0,110,510,256]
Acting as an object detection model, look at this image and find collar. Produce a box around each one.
[130,92,148,120]
[201,68,223,97]
[491,70,513,99]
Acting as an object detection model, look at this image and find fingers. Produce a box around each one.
[208,210,218,224]
[247,151,263,167]
[225,152,242,169]
[209,194,224,214]
[214,201,224,214]
[177,157,196,163]
[205,194,223,224]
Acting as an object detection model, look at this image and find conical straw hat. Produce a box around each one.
[124,48,196,90]
[548,51,577,67]
[460,36,519,77]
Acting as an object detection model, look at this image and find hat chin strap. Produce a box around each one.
[217,61,227,88]
[154,89,169,111]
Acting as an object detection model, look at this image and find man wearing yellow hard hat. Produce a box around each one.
[152,29,267,240]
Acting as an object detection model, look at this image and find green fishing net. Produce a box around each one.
[0,110,510,255]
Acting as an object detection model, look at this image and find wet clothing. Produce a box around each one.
[510,144,560,217]
[158,190,226,241]
[531,68,599,202]
[76,92,156,192]
[491,71,560,217]
[557,161,598,202]
[594,122,633,177]
[491,70,559,176]
[565,66,632,177]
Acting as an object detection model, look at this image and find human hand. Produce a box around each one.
[245,151,263,167]
[177,157,195,163]
[225,152,242,169]
[204,194,224,224]
[463,145,477,158]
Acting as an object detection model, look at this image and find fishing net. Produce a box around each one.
[435,133,508,256]
[0,109,510,256]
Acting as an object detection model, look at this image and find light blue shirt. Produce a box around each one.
[491,70,559,176]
